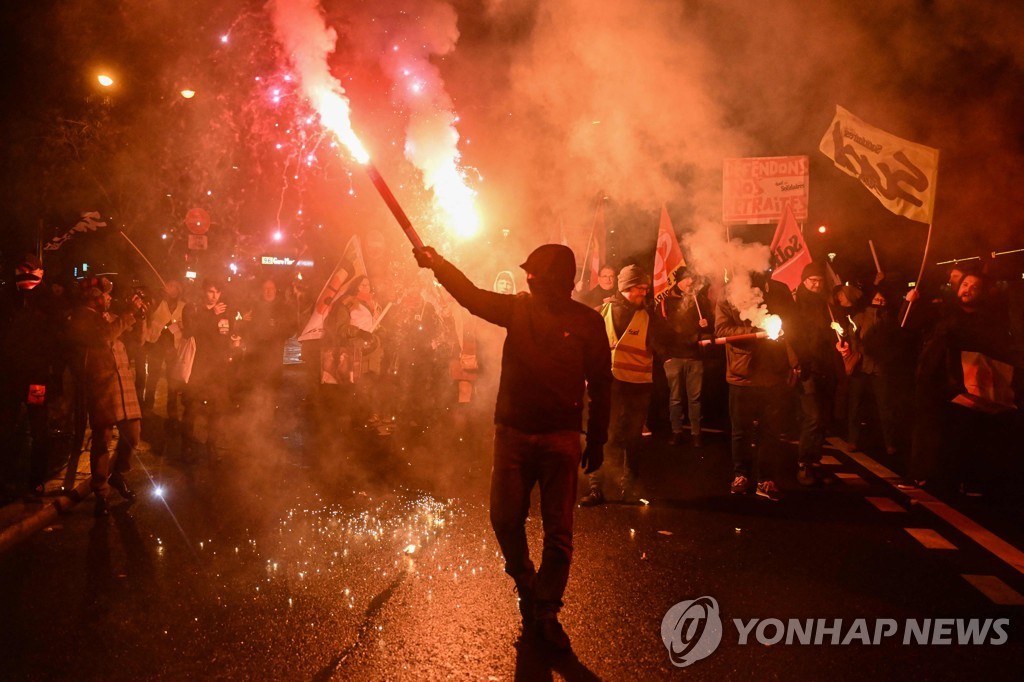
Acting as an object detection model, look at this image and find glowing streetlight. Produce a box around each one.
[180,89,196,99]
[97,74,114,87]
[817,225,828,234]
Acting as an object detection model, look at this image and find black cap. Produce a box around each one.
[519,244,576,289]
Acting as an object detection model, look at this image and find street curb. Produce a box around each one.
[0,475,94,554]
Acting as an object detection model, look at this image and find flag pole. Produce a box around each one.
[120,231,168,290]
[900,223,933,327]
[868,239,882,273]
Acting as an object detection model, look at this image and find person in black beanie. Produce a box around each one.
[790,261,842,486]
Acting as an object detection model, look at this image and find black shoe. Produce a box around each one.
[691,432,703,449]
[94,496,110,518]
[534,616,571,652]
[109,476,136,502]
[578,491,605,507]
[668,432,685,446]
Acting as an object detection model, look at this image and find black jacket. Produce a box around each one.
[433,259,612,443]
[0,285,61,397]
[659,291,712,359]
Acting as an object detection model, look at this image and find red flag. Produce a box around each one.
[653,204,685,303]
[769,203,812,293]
[577,202,606,292]
[825,261,843,289]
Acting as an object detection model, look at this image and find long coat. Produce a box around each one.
[69,306,142,427]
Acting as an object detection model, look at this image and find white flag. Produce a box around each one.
[819,106,939,224]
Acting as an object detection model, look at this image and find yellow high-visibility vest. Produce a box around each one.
[601,303,653,383]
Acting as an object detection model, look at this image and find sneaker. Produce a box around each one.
[534,615,571,652]
[691,432,703,449]
[797,465,816,486]
[578,491,605,507]
[641,424,653,437]
[668,432,685,447]
[756,480,783,502]
[730,475,751,495]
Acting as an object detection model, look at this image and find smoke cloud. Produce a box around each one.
[683,219,773,327]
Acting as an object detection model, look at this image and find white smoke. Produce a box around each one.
[683,220,774,329]
[375,1,479,236]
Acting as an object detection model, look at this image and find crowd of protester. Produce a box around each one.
[1,246,1023,517]
[572,257,1024,503]
[0,254,471,514]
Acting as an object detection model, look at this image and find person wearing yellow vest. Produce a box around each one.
[580,264,665,505]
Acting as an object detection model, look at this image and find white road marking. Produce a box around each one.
[962,575,1024,606]
[827,437,1024,575]
[865,497,905,513]
[904,527,957,550]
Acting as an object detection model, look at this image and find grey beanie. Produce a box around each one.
[617,264,650,293]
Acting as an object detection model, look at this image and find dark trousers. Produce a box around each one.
[588,379,651,492]
[847,372,896,450]
[182,382,228,457]
[144,341,183,417]
[729,383,786,482]
[910,400,1010,488]
[798,374,836,465]
[0,394,49,492]
[90,418,139,496]
[490,425,581,616]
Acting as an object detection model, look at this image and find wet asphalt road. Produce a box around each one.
[1,373,1023,680]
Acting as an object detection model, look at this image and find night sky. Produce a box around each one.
[2,0,1022,288]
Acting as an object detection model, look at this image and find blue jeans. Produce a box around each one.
[664,358,703,435]
[798,374,835,465]
[491,425,581,616]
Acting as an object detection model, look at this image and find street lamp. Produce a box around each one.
[97,74,114,87]
[180,89,196,99]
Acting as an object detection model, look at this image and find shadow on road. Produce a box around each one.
[513,635,602,682]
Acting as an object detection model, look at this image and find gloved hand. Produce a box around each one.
[581,441,604,474]
[413,246,441,270]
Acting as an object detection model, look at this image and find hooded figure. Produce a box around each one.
[414,242,611,652]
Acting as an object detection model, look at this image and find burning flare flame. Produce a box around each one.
[270,0,370,166]
[313,87,371,164]
[763,314,783,340]
[271,0,479,239]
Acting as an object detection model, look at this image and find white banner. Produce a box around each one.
[819,106,939,224]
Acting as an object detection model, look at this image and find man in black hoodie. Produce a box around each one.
[415,243,611,652]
